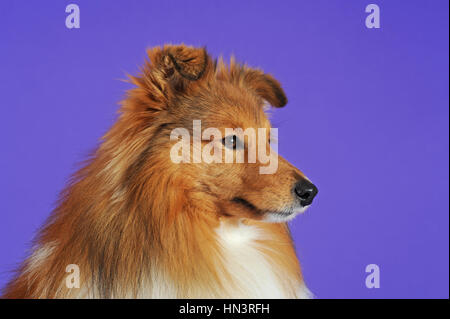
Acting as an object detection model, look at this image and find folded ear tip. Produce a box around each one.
[264,75,287,107]
[275,95,288,107]
[165,45,209,81]
[277,90,288,107]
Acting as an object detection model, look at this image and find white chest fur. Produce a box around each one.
[214,221,312,299]
[49,222,311,298]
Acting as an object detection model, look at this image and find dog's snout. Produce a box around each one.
[294,179,318,206]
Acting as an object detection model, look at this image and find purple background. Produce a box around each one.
[0,0,448,299]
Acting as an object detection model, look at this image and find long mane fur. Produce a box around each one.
[2,45,304,298]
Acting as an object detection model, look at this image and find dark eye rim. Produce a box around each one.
[222,135,238,149]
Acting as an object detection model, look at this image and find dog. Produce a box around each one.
[2,45,318,298]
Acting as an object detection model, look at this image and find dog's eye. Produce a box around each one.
[222,135,240,150]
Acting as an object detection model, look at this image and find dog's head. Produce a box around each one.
[121,45,317,222]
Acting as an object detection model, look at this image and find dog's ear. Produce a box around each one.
[242,71,287,107]
[220,58,287,108]
[152,45,210,93]
[126,45,212,112]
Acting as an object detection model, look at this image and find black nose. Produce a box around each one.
[294,179,318,206]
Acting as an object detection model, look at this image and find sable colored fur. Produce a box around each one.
[2,45,316,298]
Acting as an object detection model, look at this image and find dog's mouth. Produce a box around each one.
[231,197,262,213]
[231,196,310,221]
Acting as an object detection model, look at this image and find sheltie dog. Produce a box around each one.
[2,45,318,299]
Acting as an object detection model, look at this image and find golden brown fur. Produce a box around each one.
[2,45,311,298]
